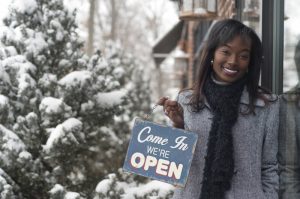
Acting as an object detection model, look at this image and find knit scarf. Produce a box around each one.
[199,75,246,199]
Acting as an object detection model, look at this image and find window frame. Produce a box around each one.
[261,0,284,94]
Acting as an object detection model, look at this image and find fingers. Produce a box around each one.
[157,96,178,106]
[164,101,182,118]
[157,96,169,106]
[157,97,183,120]
[164,105,179,113]
[165,99,177,106]
[164,106,184,127]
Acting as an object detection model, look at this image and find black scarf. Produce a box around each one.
[199,75,246,199]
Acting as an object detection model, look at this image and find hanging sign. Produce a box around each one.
[123,118,198,187]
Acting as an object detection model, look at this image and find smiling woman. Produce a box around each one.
[158,19,279,199]
[212,36,251,83]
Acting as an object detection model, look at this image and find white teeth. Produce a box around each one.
[223,67,238,74]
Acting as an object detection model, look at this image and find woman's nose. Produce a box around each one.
[228,54,238,65]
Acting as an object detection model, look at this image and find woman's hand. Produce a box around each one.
[157,97,184,129]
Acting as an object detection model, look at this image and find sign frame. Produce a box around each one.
[123,118,198,187]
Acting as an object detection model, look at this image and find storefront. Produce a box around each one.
[154,1,300,198]
[222,0,298,94]
[155,0,298,94]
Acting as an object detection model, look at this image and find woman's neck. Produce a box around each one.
[210,73,232,86]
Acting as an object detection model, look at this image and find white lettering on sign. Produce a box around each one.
[137,126,168,145]
[130,152,183,180]
[168,162,183,179]
[147,145,170,158]
[130,152,145,168]
[170,136,188,151]
[144,155,157,170]
[156,159,169,175]
[159,148,170,159]
[147,145,159,156]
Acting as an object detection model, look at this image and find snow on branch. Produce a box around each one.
[43,118,83,153]
[11,0,38,14]
[96,90,126,108]
[58,70,92,89]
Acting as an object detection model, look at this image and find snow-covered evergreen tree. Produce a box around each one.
[0,0,171,198]
[102,42,152,172]
[0,0,127,198]
[93,169,174,199]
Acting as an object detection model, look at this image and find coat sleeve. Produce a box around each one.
[261,100,279,199]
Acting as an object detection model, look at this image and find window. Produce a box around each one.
[283,0,300,92]
[241,0,262,38]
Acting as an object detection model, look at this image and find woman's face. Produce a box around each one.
[212,36,251,83]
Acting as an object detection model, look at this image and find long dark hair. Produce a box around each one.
[190,19,268,114]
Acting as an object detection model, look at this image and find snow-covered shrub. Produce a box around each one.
[94,169,174,199]
[0,0,126,198]
[0,0,152,198]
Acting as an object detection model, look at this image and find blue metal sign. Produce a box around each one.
[123,118,198,187]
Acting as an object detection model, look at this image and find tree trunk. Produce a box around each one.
[87,0,96,56]
[110,0,117,40]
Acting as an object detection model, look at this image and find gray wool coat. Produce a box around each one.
[172,89,279,199]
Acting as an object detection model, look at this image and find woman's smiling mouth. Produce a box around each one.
[222,65,238,75]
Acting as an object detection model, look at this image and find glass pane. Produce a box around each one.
[240,0,262,85]
[182,0,193,12]
[283,1,300,92]
[241,0,262,37]
[279,1,300,198]
[193,0,204,9]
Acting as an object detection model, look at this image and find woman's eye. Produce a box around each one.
[221,50,230,55]
[240,54,249,60]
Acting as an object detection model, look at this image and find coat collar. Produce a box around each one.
[239,87,266,107]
